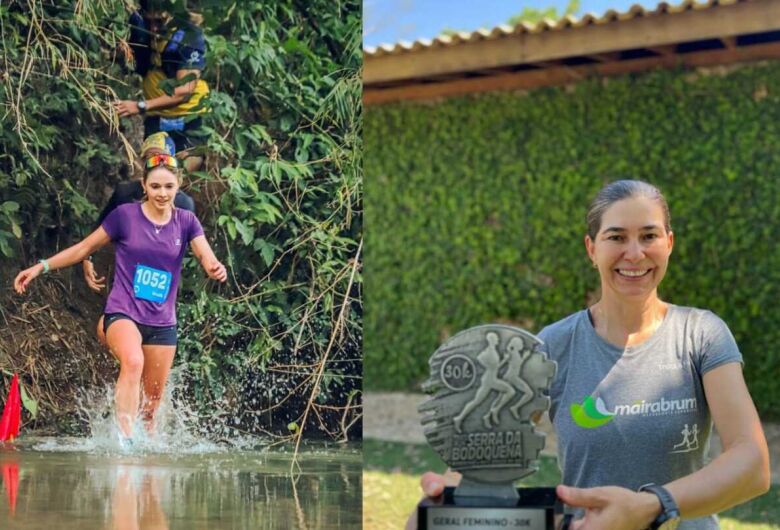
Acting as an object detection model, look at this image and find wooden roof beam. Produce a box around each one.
[648,44,677,56]
[534,59,565,68]
[588,52,622,63]
[364,40,780,105]
[364,2,780,85]
[473,65,541,76]
[721,36,738,49]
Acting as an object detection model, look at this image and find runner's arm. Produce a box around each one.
[115,69,201,116]
[145,68,201,110]
[189,235,227,282]
[46,227,111,271]
[662,362,769,516]
[14,227,111,293]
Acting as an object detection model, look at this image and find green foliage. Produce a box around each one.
[507,0,580,26]
[1,0,361,438]
[364,65,780,419]
[0,2,125,257]
[175,1,362,437]
[440,0,581,36]
[19,380,39,419]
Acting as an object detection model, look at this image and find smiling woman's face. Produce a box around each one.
[143,167,179,212]
[585,195,674,301]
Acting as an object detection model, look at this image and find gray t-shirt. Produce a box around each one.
[539,304,742,529]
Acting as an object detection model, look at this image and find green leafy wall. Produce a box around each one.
[364,64,780,418]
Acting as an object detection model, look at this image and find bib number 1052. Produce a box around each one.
[133,264,172,303]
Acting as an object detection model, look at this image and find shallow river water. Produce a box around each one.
[0,437,361,529]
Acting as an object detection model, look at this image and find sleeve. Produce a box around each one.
[696,310,743,375]
[95,182,143,228]
[95,190,121,228]
[173,191,196,213]
[176,27,207,71]
[186,212,205,242]
[101,206,124,242]
[534,312,580,423]
[537,325,553,355]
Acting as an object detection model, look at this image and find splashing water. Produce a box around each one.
[1,353,361,528]
[33,366,269,455]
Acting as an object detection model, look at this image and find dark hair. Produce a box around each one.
[586,180,671,239]
[140,0,175,12]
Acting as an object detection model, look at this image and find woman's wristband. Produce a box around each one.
[38,259,50,274]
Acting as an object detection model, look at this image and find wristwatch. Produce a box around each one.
[638,483,680,530]
[137,99,147,114]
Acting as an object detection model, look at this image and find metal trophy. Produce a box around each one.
[417,324,561,530]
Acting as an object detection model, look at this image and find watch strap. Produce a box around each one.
[638,483,680,529]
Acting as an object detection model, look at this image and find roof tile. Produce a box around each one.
[364,0,750,56]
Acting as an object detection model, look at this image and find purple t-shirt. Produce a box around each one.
[102,203,204,326]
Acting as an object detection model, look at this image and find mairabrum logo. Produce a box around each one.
[570,394,698,428]
[570,396,615,428]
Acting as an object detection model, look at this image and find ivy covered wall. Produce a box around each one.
[364,64,780,418]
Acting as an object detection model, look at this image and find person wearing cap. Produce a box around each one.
[114,0,209,173]
[82,132,196,292]
[14,153,227,440]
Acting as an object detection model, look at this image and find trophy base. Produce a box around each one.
[418,487,561,530]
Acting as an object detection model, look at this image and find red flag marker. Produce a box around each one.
[0,374,21,441]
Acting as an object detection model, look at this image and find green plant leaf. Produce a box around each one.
[19,381,38,419]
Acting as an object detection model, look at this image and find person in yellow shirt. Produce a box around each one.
[114,1,209,173]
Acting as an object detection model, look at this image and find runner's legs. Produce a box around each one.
[139,344,176,432]
[105,319,144,437]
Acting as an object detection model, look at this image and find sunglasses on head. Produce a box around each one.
[145,154,179,170]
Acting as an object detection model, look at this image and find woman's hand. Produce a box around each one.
[14,263,44,294]
[189,236,227,283]
[206,260,227,282]
[114,100,140,117]
[419,471,449,498]
[404,471,461,530]
[82,260,106,292]
[556,485,660,530]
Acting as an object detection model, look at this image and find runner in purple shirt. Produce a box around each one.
[14,154,226,440]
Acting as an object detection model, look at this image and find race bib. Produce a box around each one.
[159,116,185,132]
[133,265,172,303]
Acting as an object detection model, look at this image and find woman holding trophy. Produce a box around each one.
[410,180,769,530]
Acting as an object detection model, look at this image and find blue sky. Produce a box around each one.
[364,0,663,47]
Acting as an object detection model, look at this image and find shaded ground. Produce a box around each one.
[0,262,116,433]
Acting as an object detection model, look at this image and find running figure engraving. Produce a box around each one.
[452,332,515,433]
[493,336,535,420]
[671,423,699,453]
